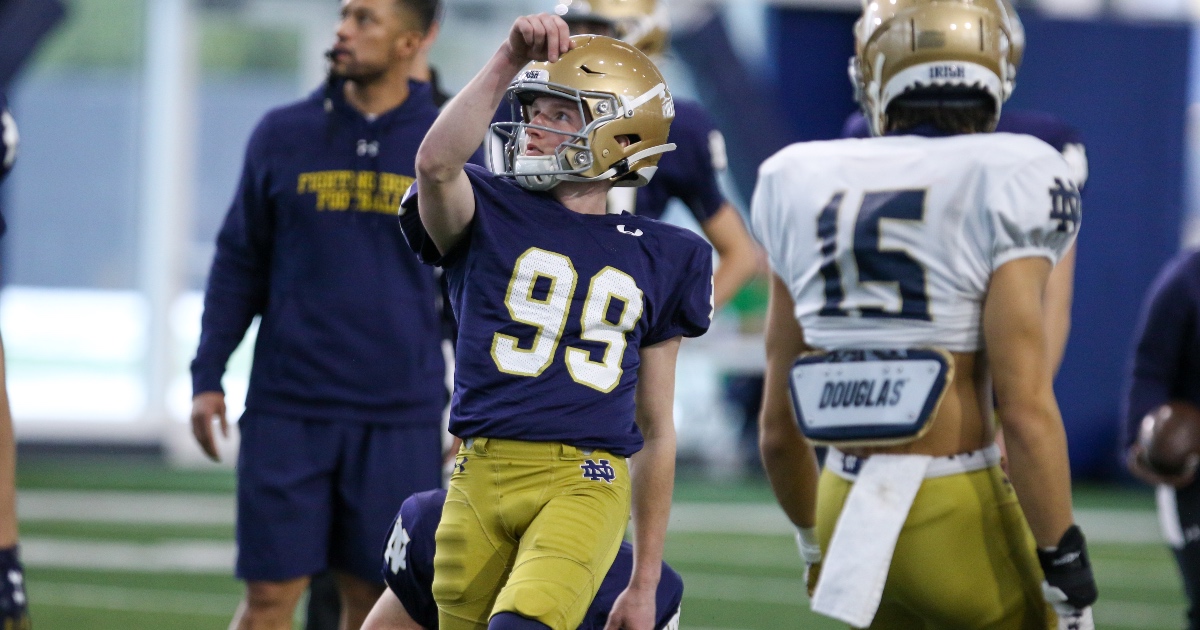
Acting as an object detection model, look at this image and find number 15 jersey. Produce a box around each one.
[750,132,1081,353]
[402,164,713,457]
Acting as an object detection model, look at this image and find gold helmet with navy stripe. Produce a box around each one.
[850,0,1024,136]
[490,34,676,191]
[553,0,670,56]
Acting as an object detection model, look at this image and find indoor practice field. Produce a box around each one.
[12,453,1186,630]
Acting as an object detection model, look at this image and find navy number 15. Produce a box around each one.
[816,190,931,321]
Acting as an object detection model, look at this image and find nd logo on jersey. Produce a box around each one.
[1049,177,1081,234]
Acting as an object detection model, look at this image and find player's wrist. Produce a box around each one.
[497,42,529,75]
[1037,524,1098,611]
[626,572,661,592]
[794,526,821,564]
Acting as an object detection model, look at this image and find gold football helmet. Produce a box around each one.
[850,0,1025,136]
[553,0,670,56]
[490,35,676,191]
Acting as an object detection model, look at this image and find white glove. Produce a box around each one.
[1042,581,1095,630]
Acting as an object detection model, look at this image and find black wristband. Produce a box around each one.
[1036,524,1098,609]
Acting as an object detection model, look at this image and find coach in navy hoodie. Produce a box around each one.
[190,2,447,629]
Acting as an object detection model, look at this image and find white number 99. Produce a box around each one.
[491,248,643,392]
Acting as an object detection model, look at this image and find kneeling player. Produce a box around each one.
[361,489,683,630]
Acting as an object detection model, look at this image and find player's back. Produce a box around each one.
[752,132,1080,456]
[753,132,1076,353]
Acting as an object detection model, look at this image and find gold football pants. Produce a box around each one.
[816,463,1055,629]
[432,438,631,630]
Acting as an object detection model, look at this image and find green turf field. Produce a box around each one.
[13,455,1188,629]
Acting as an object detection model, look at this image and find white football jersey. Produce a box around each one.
[751,133,1080,352]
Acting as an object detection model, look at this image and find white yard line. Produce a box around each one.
[17,490,233,525]
[21,538,235,573]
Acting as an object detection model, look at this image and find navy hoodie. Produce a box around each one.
[191,79,446,424]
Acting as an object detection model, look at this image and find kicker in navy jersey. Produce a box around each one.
[380,488,684,630]
[401,163,713,456]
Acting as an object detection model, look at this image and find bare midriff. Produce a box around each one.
[840,350,993,460]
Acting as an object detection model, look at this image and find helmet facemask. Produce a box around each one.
[491,84,621,191]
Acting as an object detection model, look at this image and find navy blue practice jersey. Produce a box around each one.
[401,165,713,457]
[381,488,685,630]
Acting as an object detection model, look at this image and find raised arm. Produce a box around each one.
[414,13,572,254]
[605,336,680,630]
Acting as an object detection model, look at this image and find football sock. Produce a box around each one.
[488,612,552,630]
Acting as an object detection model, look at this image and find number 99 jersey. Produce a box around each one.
[401,164,713,457]
[750,133,1080,352]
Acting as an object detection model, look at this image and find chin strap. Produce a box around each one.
[513,154,566,191]
[513,143,678,191]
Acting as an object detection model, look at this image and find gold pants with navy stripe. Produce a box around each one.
[432,438,631,630]
[816,464,1055,629]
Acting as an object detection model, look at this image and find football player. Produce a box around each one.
[402,13,711,630]
[542,0,759,310]
[361,488,684,630]
[751,0,1097,628]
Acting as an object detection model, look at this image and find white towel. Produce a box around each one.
[811,454,933,628]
